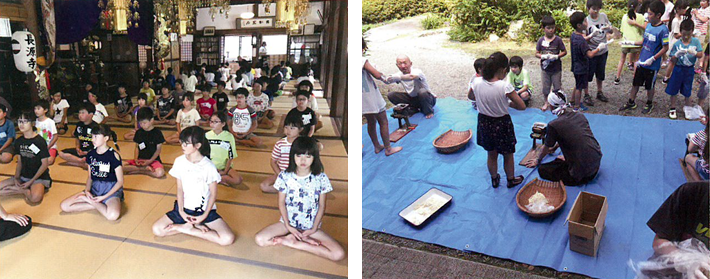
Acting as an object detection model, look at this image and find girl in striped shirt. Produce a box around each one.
[260,115,302,193]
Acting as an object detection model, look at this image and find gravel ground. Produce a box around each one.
[364,15,708,120]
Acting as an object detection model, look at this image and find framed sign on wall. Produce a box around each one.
[258,3,276,17]
[238,18,274,29]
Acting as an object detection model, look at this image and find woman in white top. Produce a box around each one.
[362,39,402,156]
[472,52,526,188]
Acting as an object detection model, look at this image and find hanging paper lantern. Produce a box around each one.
[11,31,37,72]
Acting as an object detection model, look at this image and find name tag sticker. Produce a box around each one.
[138,142,146,150]
[220,141,231,150]
[28,144,40,154]
[0,132,6,138]
[99,163,110,173]
[541,40,550,47]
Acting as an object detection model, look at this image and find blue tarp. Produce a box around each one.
[362,98,702,279]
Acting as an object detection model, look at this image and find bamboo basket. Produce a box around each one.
[516,178,567,218]
[433,129,472,154]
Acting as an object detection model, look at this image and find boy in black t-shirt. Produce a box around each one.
[647,181,709,254]
[123,107,166,178]
[213,81,230,112]
[0,112,51,204]
[58,104,98,169]
[154,86,177,125]
[285,90,318,137]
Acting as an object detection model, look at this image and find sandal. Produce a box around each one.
[491,174,501,188]
[507,175,524,188]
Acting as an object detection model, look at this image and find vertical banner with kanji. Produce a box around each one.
[11,31,37,72]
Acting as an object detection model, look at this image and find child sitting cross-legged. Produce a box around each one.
[229,88,261,147]
[123,107,166,178]
[206,110,243,186]
[166,93,201,145]
[60,125,123,221]
[124,93,151,141]
[248,79,276,129]
[34,100,59,165]
[254,137,345,261]
[50,92,70,134]
[58,103,99,169]
[260,115,302,193]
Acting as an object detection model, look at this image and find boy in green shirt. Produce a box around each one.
[206,110,242,186]
[506,56,533,106]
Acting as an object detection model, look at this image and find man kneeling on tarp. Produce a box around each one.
[524,92,602,186]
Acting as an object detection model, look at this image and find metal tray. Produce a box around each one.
[399,188,453,226]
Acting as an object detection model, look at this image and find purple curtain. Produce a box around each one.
[127,0,154,46]
[54,0,100,44]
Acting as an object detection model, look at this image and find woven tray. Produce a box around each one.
[433,129,472,154]
[516,178,567,218]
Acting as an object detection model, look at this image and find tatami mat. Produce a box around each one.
[0,227,122,279]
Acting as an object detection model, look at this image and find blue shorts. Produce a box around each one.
[697,159,709,180]
[665,65,694,98]
[90,181,124,204]
[166,201,221,225]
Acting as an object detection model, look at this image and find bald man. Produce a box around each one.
[384,55,437,119]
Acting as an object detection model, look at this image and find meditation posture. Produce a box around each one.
[524,93,603,186]
[58,104,99,169]
[34,100,59,165]
[50,92,70,134]
[0,112,51,204]
[123,108,166,178]
[384,55,437,119]
[60,125,123,221]
[206,111,243,186]
[260,116,303,193]
[255,137,345,261]
[152,126,236,246]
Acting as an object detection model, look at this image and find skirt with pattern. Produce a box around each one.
[476,113,516,154]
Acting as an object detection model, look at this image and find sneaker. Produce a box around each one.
[619,101,637,111]
[661,77,670,84]
[642,102,654,114]
[579,103,589,111]
[669,108,677,119]
[596,91,609,102]
[614,78,620,85]
[583,94,595,106]
[627,63,634,71]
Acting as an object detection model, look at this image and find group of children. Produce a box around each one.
[478,0,709,119]
[0,77,344,261]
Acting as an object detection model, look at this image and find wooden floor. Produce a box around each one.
[0,93,348,279]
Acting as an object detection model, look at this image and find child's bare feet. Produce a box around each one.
[385,146,402,156]
[541,104,550,111]
[374,145,384,154]
[302,236,322,246]
[425,113,434,119]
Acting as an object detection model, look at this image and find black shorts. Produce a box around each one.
[1,144,15,155]
[588,52,608,81]
[166,201,221,225]
[574,73,588,90]
[632,66,658,90]
[61,148,88,158]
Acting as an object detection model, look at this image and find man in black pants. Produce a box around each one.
[0,203,31,241]
[524,92,602,185]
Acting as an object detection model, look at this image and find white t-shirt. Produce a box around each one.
[184,75,198,92]
[52,99,70,124]
[274,171,333,231]
[93,103,108,123]
[205,73,215,82]
[169,155,222,211]
[362,57,387,114]
[473,79,515,118]
[230,106,256,134]
[662,1,674,22]
[176,108,201,129]
[35,118,58,149]
[391,68,436,97]
[259,46,267,55]
[247,93,270,113]
[219,67,230,82]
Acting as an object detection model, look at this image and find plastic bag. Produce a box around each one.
[525,192,554,214]
[629,238,710,279]
[684,105,707,120]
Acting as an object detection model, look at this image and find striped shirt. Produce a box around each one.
[271,137,292,171]
[691,130,708,171]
